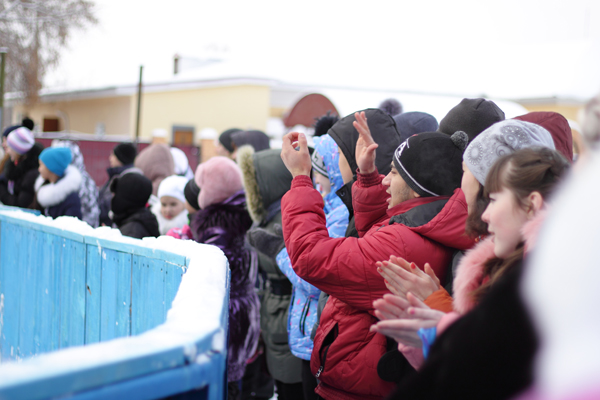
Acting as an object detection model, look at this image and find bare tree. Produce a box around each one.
[0,0,97,109]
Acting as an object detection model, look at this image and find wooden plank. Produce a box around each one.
[60,239,86,349]
[0,222,21,361]
[17,225,35,359]
[100,249,131,341]
[0,214,84,243]
[83,236,186,266]
[35,232,59,355]
[131,256,167,335]
[85,245,102,345]
[164,263,184,315]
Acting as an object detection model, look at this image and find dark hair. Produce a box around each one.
[471,147,569,302]
[464,183,489,238]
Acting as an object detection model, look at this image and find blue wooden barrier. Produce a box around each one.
[0,210,230,399]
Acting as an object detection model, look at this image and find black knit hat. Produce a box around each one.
[113,143,137,165]
[2,125,20,138]
[393,131,468,197]
[183,179,200,211]
[438,98,505,143]
[394,112,439,143]
[219,128,242,153]
[110,173,152,215]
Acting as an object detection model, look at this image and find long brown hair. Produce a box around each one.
[471,147,569,302]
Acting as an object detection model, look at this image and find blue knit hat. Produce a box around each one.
[40,147,72,177]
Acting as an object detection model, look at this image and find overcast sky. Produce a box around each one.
[45,0,600,101]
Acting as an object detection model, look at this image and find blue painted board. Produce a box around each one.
[60,239,86,349]
[0,222,21,361]
[85,245,102,345]
[100,249,132,341]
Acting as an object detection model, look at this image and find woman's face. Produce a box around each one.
[1,137,7,152]
[461,162,480,215]
[160,196,185,220]
[481,187,530,259]
[6,146,19,161]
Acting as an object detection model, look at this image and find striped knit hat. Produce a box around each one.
[7,127,34,155]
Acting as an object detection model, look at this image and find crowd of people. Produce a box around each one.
[1,93,599,400]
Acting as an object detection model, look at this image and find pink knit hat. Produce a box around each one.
[195,156,243,209]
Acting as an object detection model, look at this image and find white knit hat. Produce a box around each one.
[157,175,188,203]
[463,120,556,185]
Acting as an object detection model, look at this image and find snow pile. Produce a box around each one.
[0,209,229,387]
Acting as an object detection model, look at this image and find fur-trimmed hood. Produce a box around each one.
[237,146,292,224]
[34,165,82,208]
[452,208,548,314]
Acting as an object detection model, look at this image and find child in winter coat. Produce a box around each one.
[0,127,43,209]
[110,173,159,239]
[191,157,260,399]
[165,178,200,240]
[35,147,82,219]
[98,142,140,226]
[51,140,100,227]
[151,175,189,235]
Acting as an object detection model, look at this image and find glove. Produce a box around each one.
[247,223,285,259]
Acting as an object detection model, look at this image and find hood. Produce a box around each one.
[514,112,573,162]
[231,130,270,152]
[238,146,292,224]
[119,207,159,235]
[328,108,402,177]
[313,134,345,210]
[34,165,82,208]
[452,207,547,314]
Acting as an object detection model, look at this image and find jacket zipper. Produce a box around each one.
[316,324,338,378]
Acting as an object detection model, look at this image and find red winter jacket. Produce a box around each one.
[282,171,473,400]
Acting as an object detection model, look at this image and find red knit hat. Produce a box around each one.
[513,112,573,162]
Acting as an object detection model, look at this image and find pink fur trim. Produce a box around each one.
[452,237,495,314]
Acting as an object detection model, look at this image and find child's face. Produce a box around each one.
[160,196,185,219]
[38,161,54,181]
[314,172,331,196]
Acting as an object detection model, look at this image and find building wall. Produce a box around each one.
[137,84,271,143]
[13,96,132,135]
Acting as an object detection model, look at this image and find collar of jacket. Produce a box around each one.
[386,195,450,221]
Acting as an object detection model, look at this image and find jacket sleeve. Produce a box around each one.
[352,169,390,237]
[282,176,405,312]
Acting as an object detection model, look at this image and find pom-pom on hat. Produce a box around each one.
[157,175,188,203]
[464,119,556,185]
[7,127,34,155]
[39,147,72,177]
[113,143,137,165]
[393,131,468,197]
[438,98,505,143]
[195,156,244,209]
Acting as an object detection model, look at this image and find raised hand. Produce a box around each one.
[376,255,441,301]
[353,111,378,174]
[280,132,312,178]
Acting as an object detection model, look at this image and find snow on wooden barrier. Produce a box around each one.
[0,210,230,399]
